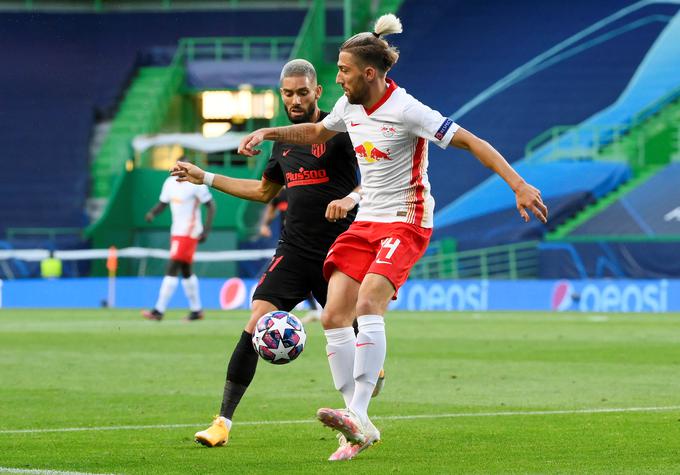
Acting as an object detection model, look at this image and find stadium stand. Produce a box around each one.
[394,0,677,207]
[567,163,680,238]
[3,0,678,281]
[538,162,680,279]
[525,10,680,164]
[539,241,680,278]
[434,161,631,250]
[428,4,680,250]
[0,10,306,240]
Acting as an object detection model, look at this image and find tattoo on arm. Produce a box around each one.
[271,124,317,144]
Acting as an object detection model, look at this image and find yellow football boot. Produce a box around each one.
[195,416,230,447]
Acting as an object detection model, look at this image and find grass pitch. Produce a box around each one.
[1,309,679,474]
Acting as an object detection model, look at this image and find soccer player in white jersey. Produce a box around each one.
[237,14,548,460]
[142,157,215,322]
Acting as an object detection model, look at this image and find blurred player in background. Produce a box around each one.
[237,14,548,460]
[171,59,373,449]
[142,156,215,321]
[258,187,322,323]
[257,187,287,239]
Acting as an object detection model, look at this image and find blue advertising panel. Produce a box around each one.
[389,279,675,313]
[1,278,678,313]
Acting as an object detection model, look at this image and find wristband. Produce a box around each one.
[347,191,361,205]
[203,172,215,187]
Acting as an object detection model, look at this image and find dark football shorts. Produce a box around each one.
[252,244,328,312]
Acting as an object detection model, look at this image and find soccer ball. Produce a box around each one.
[252,311,306,364]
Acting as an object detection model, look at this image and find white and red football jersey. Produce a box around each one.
[159,177,213,238]
[322,79,458,228]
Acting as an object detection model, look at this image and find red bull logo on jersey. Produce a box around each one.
[285,167,330,187]
[354,141,392,163]
[380,124,396,138]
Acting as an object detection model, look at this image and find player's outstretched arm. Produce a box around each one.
[238,122,337,157]
[171,161,281,203]
[450,127,548,224]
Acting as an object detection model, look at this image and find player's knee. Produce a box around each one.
[356,295,387,316]
[247,300,277,333]
[356,276,393,315]
[320,307,355,330]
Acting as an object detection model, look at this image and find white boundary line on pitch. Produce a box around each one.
[1,405,679,435]
[0,468,115,475]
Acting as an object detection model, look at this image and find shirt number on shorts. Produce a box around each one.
[376,237,401,264]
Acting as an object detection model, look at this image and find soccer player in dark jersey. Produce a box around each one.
[258,187,323,322]
[170,59,364,448]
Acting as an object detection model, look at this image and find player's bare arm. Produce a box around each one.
[145,202,167,222]
[450,127,548,224]
[199,200,216,243]
[258,201,278,238]
[325,186,362,222]
[171,161,282,203]
[238,122,337,157]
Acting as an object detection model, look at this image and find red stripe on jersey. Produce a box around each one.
[411,137,426,226]
[187,197,200,236]
[364,78,398,116]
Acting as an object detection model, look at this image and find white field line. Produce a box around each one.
[1,405,679,435]
[0,468,115,475]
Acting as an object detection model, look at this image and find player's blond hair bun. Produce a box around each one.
[340,13,402,72]
[374,14,403,37]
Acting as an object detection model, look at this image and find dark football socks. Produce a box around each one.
[219,331,259,420]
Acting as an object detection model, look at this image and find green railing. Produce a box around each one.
[410,241,540,280]
[524,86,680,167]
[171,37,297,66]
[167,0,326,67]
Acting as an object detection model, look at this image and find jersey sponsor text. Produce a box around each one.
[285,167,330,187]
